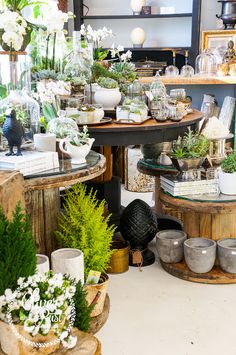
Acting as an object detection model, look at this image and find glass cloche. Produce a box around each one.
[46,110,78,139]
[195,50,217,76]
[127,80,144,102]
[150,72,166,99]
[0,89,40,142]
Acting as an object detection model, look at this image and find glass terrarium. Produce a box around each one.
[180,51,194,77]
[46,110,78,139]
[127,80,145,102]
[195,50,217,76]
[149,72,166,100]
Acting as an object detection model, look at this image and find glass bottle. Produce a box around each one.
[180,50,194,77]
[127,79,144,102]
[165,51,179,77]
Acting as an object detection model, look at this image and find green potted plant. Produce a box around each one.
[169,128,210,171]
[94,77,121,110]
[56,183,115,316]
[219,152,236,195]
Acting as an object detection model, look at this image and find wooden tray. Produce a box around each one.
[114,117,151,125]
[77,118,112,126]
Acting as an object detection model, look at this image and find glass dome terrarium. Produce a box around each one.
[46,110,78,139]
[149,72,166,100]
[195,49,217,76]
[127,80,145,102]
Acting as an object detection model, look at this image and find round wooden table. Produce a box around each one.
[24,151,106,256]
[159,190,236,284]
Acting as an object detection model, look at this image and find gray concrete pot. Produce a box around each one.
[217,238,236,273]
[184,238,216,273]
[156,230,187,263]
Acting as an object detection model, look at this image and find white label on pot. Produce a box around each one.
[174,241,179,245]
[202,250,207,254]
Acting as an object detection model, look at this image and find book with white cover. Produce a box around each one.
[0,151,59,176]
[160,174,218,187]
[161,181,219,197]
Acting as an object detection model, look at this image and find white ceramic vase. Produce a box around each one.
[51,248,84,284]
[33,133,56,152]
[36,254,50,274]
[130,0,145,15]
[218,170,236,195]
[94,87,121,110]
[131,27,146,48]
[59,138,95,165]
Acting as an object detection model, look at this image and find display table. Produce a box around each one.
[159,190,236,284]
[137,159,177,213]
[23,151,106,256]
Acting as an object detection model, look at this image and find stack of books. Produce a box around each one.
[0,151,59,176]
[160,174,219,197]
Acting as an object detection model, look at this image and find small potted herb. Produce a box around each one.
[78,104,95,124]
[59,126,95,165]
[169,128,210,171]
[219,152,236,195]
[94,77,121,110]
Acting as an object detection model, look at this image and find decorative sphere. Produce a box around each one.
[131,27,146,47]
[120,199,158,248]
[130,0,145,14]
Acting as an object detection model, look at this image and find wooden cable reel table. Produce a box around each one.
[160,191,236,284]
[23,151,106,256]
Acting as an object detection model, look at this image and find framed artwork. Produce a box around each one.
[202,30,236,57]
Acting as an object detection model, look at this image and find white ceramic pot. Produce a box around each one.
[130,0,145,15]
[51,248,84,284]
[59,138,94,165]
[94,106,105,122]
[131,27,146,48]
[33,133,56,152]
[219,170,236,195]
[94,87,121,110]
[36,254,50,274]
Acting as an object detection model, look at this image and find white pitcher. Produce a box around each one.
[59,138,95,165]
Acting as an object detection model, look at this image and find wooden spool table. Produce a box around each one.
[160,190,236,284]
[23,151,106,256]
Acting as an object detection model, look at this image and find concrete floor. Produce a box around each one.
[97,187,236,355]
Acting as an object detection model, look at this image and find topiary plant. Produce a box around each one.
[56,184,115,278]
[0,203,36,295]
[73,281,94,332]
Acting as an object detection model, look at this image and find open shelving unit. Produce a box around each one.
[73,0,202,67]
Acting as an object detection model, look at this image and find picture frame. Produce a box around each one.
[202,30,236,57]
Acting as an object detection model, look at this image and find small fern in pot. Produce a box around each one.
[219,152,236,195]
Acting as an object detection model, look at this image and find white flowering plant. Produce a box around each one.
[110,44,132,63]
[80,24,113,61]
[0,271,77,349]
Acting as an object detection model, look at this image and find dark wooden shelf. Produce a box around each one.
[82,13,192,19]
[104,47,191,52]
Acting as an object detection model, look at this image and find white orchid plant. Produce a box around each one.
[0,271,77,350]
[110,44,132,62]
[80,24,113,61]
[0,10,28,51]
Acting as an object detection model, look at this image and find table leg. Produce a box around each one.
[154,176,163,214]
[25,188,60,256]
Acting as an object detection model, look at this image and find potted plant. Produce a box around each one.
[59,126,95,165]
[0,271,77,354]
[94,77,121,109]
[169,128,210,171]
[219,152,236,195]
[56,183,116,316]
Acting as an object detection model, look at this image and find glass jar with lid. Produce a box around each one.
[150,72,166,100]
[127,79,145,102]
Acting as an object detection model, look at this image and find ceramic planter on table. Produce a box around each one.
[59,138,95,165]
[217,238,236,273]
[156,230,187,263]
[51,248,84,284]
[218,170,236,195]
[34,133,56,152]
[184,238,216,273]
[94,87,121,110]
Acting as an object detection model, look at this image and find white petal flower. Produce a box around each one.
[117,45,124,52]
[62,335,77,349]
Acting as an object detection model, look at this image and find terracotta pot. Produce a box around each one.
[84,273,109,317]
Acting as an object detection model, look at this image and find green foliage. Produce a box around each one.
[94,47,109,61]
[97,76,118,89]
[0,0,45,11]
[42,102,57,123]
[73,281,94,332]
[110,61,137,83]
[170,128,210,159]
[56,184,115,278]
[0,203,36,295]
[91,62,118,83]
[221,152,236,173]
